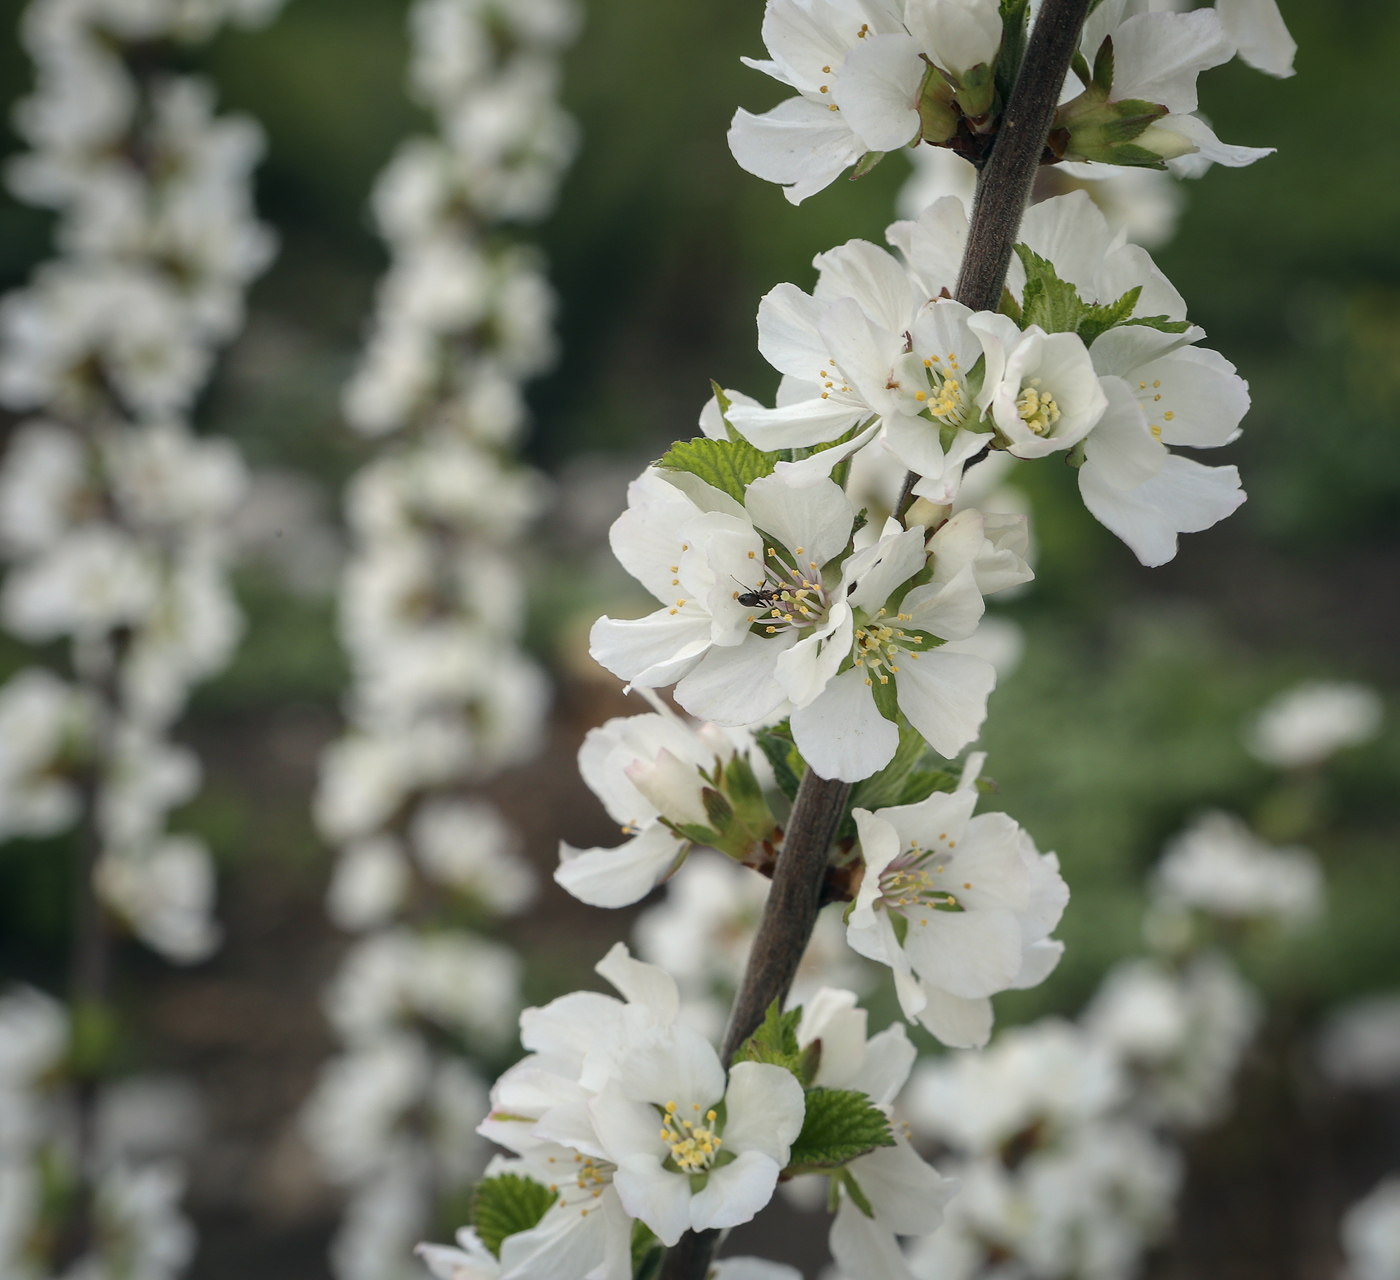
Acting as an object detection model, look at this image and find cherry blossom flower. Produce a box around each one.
[847,757,1068,1046]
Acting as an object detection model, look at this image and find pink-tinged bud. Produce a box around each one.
[625,749,709,827]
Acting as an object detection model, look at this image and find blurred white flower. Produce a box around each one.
[1082,954,1260,1129]
[1246,680,1383,770]
[1319,996,1400,1090]
[1149,810,1324,929]
[1343,1178,1400,1280]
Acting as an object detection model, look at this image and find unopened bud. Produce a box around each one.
[625,749,709,827]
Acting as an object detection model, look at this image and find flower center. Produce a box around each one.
[878,844,967,923]
[915,352,971,425]
[543,1152,616,1219]
[741,546,833,635]
[852,609,925,686]
[814,359,854,402]
[1136,376,1173,440]
[660,1100,723,1173]
[1016,379,1061,435]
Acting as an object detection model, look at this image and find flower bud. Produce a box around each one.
[625,749,710,828]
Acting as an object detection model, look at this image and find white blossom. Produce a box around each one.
[1245,680,1384,770]
[1342,1178,1400,1280]
[848,757,1068,1047]
[1149,810,1324,929]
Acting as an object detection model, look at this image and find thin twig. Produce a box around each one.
[663,2,1093,1274]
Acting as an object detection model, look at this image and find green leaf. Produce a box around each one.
[1076,285,1141,346]
[1013,244,1088,334]
[755,723,804,803]
[709,380,742,443]
[784,1088,896,1174]
[1092,35,1114,94]
[839,1167,876,1218]
[999,285,1023,326]
[701,786,735,832]
[850,150,887,179]
[656,437,779,504]
[471,1174,557,1258]
[736,999,822,1085]
[632,1221,663,1280]
[1122,314,1192,334]
[995,0,1030,105]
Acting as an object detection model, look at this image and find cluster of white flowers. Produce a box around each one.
[0,0,283,960]
[304,2,581,1276]
[0,0,284,1272]
[421,1,1305,1276]
[418,945,953,1280]
[892,803,1307,1280]
[730,0,1292,206]
[0,986,200,1280]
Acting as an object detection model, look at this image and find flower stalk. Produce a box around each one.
[660,0,1096,1274]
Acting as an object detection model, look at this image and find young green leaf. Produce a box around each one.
[1014,244,1088,334]
[709,380,743,443]
[471,1173,557,1258]
[755,724,805,803]
[656,437,780,504]
[1076,285,1141,346]
[784,1088,896,1175]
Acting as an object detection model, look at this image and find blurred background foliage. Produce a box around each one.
[0,0,1397,1272]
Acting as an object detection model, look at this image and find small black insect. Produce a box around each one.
[733,578,785,610]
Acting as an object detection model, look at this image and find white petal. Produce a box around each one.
[721,1061,806,1163]
[1217,0,1295,77]
[689,1149,783,1232]
[595,942,681,1021]
[832,33,924,152]
[894,648,995,758]
[728,99,865,205]
[745,473,854,567]
[843,524,928,614]
[770,421,882,486]
[609,472,703,600]
[1010,938,1065,990]
[848,1134,957,1235]
[849,1023,917,1106]
[674,633,794,726]
[555,826,687,908]
[620,1024,726,1110]
[814,238,919,338]
[728,397,867,450]
[906,0,1003,80]
[817,297,905,410]
[903,909,1025,999]
[589,608,711,687]
[1081,377,1168,491]
[830,1194,915,1280]
[612,1154,693,1247]
[887,195,968,299]
[1162,113,1274,178]
[756,282,830,380]
[592,1079,668,1162]
[1110,10,1234,114]
[791,665,900,782]
[700,389,761,439]
[899,564,985,641]
[916,986,994,1047]
[1079,454,1245,566]
[1133,346,1250,449]
[774,603,853,710]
